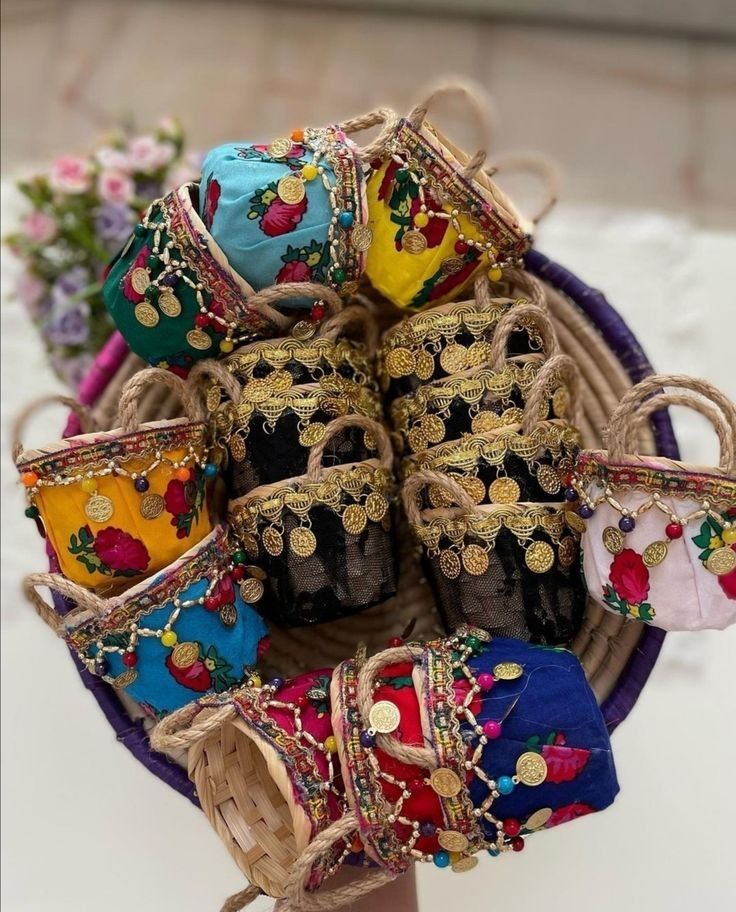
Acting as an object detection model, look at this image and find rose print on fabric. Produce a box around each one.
[248,181,308,237]
[692,510,736,600]
[202,176,221,229]
[163,470,205,539]
[276,240,330,284]
[165,642,237,693]
[122,245,150,303]
[526,732,591,783]
[602,548,655,621]
[377,160,449,252]
[68,525,150,577]
[408,249,481,311]
[545,802,595,828]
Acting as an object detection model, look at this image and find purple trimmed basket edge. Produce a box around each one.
[56,251,679,805]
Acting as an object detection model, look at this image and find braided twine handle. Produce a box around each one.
[12,394,99,461]
[249,282,343,323]
[23,572,108,634]
[407,79,495,181]
[306,414,394,481]
[488,301,559,372]
[320,301,380,354]
[474,269,547,312]
[187,359,243,408]
[117,367,205,431]
[521,353,582,435]
[340,107,400,163]
[607,374,736,472]
[402,468,477,527]
[486,152,561,225]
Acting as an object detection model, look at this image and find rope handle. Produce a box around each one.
[486,152,561,225]
[407,79,494,181]
[187,359,243,408]
[607,374,736,472]
[489,302,559,371]
[248,282,343,320]
[306,415,394,481]
[521,353,582,435]
[320,301,380,354]
[474,269,546,312]
[23,572,108,635]
[402,468,477,527]
[117,367,204,432]
[340,107,400,164]
[149,699,238,754]
[12,394,99,461]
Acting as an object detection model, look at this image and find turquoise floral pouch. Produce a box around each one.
[25,524,270,717]
[199,127,369,302]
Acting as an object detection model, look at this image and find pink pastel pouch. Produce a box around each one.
[572,375,736,631]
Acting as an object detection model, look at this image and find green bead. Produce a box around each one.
[134,224,147,237]
[25,505,39,519]
[333,267,346,284]
[145,285,160,302]
[233,549,246,565]
[465,635,481,653]
[395,168,409,182]
[147,254,159,271]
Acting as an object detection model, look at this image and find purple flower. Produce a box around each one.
[43,297,91,346]
[51,266,90,307]
[96,201,134,245]
[49,352,95,390]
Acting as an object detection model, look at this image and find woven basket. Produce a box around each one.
[55,250,678,805]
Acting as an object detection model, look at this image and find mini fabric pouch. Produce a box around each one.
[199,125,369,299]
[572,375,736,630]
[15,369,215,590]
[24,524,269,717]
[103,183,294,370]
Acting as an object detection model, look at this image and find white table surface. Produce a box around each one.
[2,187,735,911]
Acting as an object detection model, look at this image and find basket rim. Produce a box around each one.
[55,248,679,805]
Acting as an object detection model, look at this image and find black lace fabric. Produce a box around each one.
[247,506,399,628]
[423,528,585,645]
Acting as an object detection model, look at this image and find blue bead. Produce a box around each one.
[578,504,594,519]
[134,477,149,493]
[204,462,218,478]
[487,846,500,857]
[94,656,108,676]
[359,730,376,748]
[619,515,636,533]
[433,851,450,868]
[339,211,354,229]
[564,487,578,502]
[269,677,284,691]
[419,820,436,837]
[163,272,178,287]
[497,775,515,795]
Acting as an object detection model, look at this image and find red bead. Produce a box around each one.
[454,240,469,255]
[296,694,309,708]
[477,672,495,692]
[564,472,575,487]
[388,636,403,648]
[665,522,683,540]
[195,313,210,328]
[504,818,521,837]
[204,595,221,611]
[122,651,138,668]
[231,565,245,581]
[511,836,525,852]
[310,303,326,322]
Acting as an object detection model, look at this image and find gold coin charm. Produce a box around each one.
[536,465,562,495]
[292,320,316,341]
[263,526,284,556]
[351,223,373,251]
[401,229,428,255]
[566,511,587,534]
[438,831,470,853]
[552,387,569,418]
[488,477,521,504]
[186,328,212,351]
[439,548,462,579]
[267,136,294,159]
[451,856,478,874]
[368,700,401,734]
[158,291,182,317]
[385,347,416,378]
[558,536,579,568]
[440,256,465,276]
[458,475,486,504]
[130,267,150,295]
[365,492,388,523]
[230,435,247,462]
[85,494,114,523]
[342,504,367,536]
[430,768,463,798]
[516,751,548,787]
[290,526,317,558]
[525,807,553,830]
[206,384,222,413]
[525,540,555,574]
[415,350,435,380]
[112,669,138,689]
[240,577,265,603]
[643,540,668,567]
[462,544,489,576]
[439,343,468,374]
[420,414,445,445]
[602,526,625,555]
[269,369,293,393]
[467,341,492,368]
[706,546,736,576]
[139,493,164,520]
[408,427,429,453]
[171,641,200,669]
[472,411,501,434]
[493,661,523,681]
[219,603,237,627]
[135,302,159,327]
[277,174,306,204]
[299,422,327,447]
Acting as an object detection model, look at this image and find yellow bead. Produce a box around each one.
[414,212,429,228]
[81,477,98,493]
[301,164,318,181]
[219,339,234,353]
[488,266,503,282]
[161,630,178,648]
[723,528,736,545]
[249,673,262,688]
[324,735,337,754]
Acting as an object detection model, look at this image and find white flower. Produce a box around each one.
[96,146,131,172]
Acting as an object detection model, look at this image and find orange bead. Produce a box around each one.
[21,471,39,487]
[174,467,192,482]
[351,835,364,853]
[291,129,305,142]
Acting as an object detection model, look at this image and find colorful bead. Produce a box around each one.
[163,272,178,287]
[511,836,525,852]
[454,240,469,255]
[465,635,481,652]
[195,313,210,328]
[174,467,191,482]
[145,284,159,302]
[81,477,98,493]
[388,636,404,648]
[333,267,346,284]
[350,835,364,853]
[161,630,178,648]
[269,677,284,691]
[310,302,326,322]
[291,129,305,142]
[204,595,221,612]
[578,504,595,519]
[395,168,409,183]
[134,477,150,493]
[324,736,337,754]
[122,651,138,668]
[21,471,39,487]
[564,487,578,502]
[339,211,355,229]
[722,527,736,545]
[134,224,147,237]
[483,720,502,740]
[249,673,262,688]
[24,505,39,519]
[204,462,218,478]
[419,820,437,837]
[296,694,309,708]
[146,254,159,271]
[619,515,636,533]
[94,655,108,676]
[232,550,246,565]
[504,818,521,837]
[219,339,235,354]
[488,266,504,282]
[496,775,515,795]
[477,672,495,692]
[360,729,376,748]
[487,846,500,857]
[414,212,429,228]
[231,565,245,581]
[665,522,683,540]
[433,851,450,868]
[301,163,318,181]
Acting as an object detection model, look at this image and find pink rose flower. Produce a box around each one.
[22,211,57,243]
[49,155,92,194]
[93,527,150,573]
[98,170,135,204]
[126,136,175,174]
[609,548,650,605]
